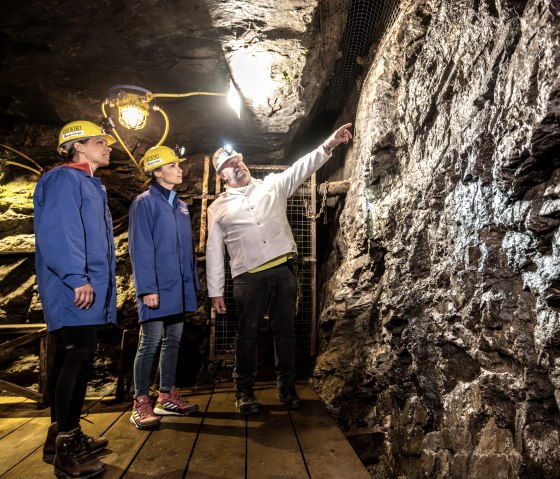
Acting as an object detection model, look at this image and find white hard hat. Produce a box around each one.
[212,144,242,172]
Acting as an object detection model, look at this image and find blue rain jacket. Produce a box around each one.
[128,184,200,321]
[33,164,117,332]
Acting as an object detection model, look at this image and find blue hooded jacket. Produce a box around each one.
[128,183,200,321]
[33,164,117,332]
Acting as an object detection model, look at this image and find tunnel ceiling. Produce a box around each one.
[0,0,334,169]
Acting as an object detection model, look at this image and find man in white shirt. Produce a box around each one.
[207,123,352,414]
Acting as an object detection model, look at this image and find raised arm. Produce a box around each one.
[322,123,353,154]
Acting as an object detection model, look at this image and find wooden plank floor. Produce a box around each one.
[0,381,370,478]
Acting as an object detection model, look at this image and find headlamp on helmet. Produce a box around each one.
[174,144,186,157]
[212,144,242,172]
[141,145,187,173]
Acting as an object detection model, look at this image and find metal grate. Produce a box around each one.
[320,0,401,113]
[209,167,316,372]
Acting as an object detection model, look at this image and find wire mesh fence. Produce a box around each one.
[320,0,401,113]
[208,0,403,371]
[209,167,316,375]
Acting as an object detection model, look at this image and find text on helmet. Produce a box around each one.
[145,154,163,167]
[62,126,84,139]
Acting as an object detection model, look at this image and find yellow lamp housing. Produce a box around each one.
[101,84,233,175]
[105,85,153,130]
[118,96,149,130]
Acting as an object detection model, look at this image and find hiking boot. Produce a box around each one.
[154,386,199,416]
[79,427,109,455]
[44,423,108,464]
[130,395,160,430]
[277,386,303,409]
[54,427,106,478]
[236,391,262,415]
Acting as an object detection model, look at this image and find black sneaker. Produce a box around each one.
[277,386,302,409]
[235,392,262,415]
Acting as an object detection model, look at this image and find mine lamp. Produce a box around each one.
[102,84,240,173]
[227,80,241,119]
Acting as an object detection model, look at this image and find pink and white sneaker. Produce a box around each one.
[154,386,199,416]
[130,395,161,430]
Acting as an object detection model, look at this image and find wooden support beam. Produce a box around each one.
[215,166,222,196]
[318,179,351,197]
[199,155,210,253]
[0,328,47,362]
[0,328,48,407]
[0,379,44,404]
[209,308,216,361]
[310,173,317,356]
[39,335,49,408]
[0,324,46,333]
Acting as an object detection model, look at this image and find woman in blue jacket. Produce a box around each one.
[128,145,200,430]
[34,120,117,478]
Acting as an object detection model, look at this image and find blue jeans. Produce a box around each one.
[232,261,297,394]
[133,315,184,397]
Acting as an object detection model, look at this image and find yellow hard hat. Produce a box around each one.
[141,146,186,173]
[57,120,116,155]
[212,144,242,172]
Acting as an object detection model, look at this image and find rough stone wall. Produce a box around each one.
[312,0,560,477]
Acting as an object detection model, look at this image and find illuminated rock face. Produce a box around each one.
[0,0,331,166]
[207,1,317,132]
[313,0,560,477]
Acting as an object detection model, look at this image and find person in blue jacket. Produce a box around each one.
[34,120,117,478]
[128,145,200,430]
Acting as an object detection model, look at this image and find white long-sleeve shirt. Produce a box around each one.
[206,145,331,297]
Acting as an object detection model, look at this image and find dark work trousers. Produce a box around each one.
[48,325,97,432]
[232,261,297,394]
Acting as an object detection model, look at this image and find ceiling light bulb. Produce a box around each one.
[119,104,148,130]
[227,79,241,119]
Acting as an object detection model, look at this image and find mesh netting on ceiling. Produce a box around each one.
[320,0,401,113]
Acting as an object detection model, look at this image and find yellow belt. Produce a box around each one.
[249,253,293,273]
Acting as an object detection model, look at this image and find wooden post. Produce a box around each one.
[114,328,137,402]
[215,167,222,196]
[318,179,351,197]
[199,155,210,253]
[310,173,317,356]
[209,308,216,361]
[39,334,50,408]
[208,169,222,361]
[0,379,44,403]
[0,326,48,407]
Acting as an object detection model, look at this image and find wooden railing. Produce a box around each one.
[0,324,48,407]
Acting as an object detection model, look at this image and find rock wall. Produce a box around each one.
[312,0,560,477]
